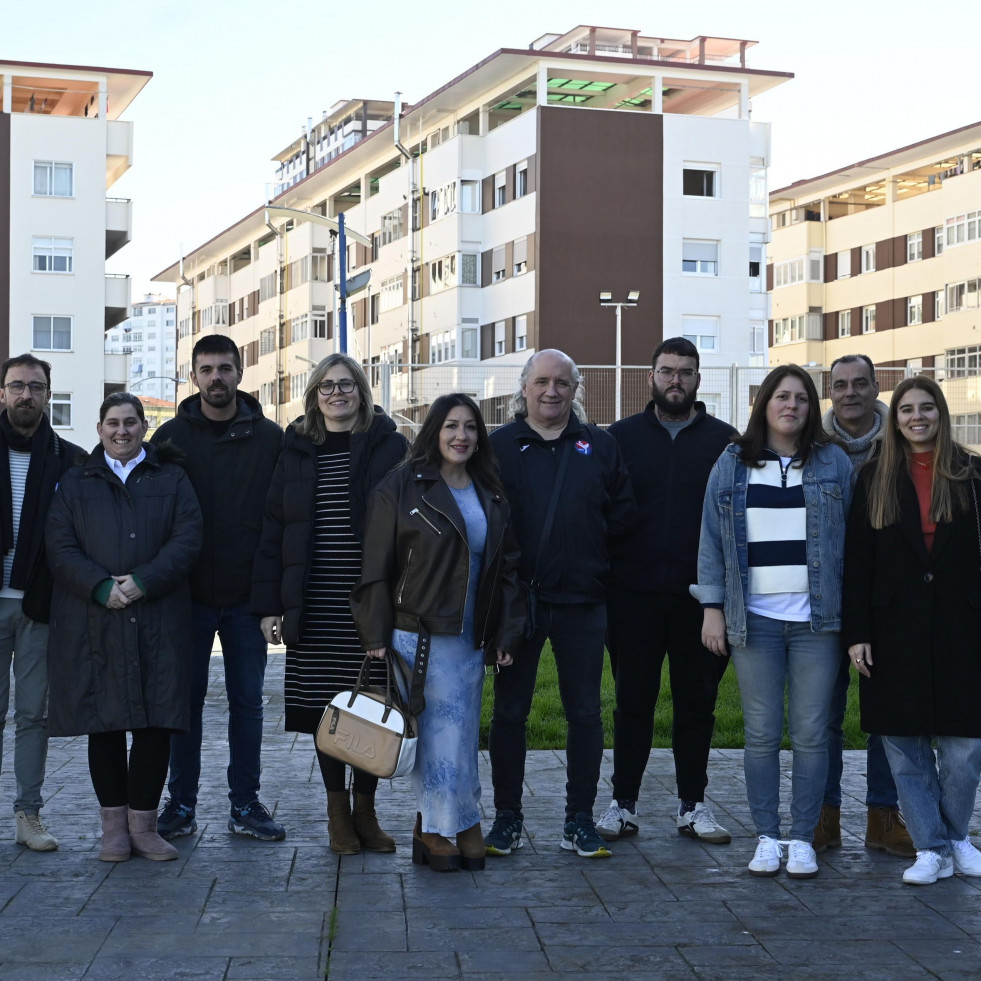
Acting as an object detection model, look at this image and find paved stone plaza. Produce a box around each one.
[0,649,978,980]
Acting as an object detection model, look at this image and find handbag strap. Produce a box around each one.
[406,625,430,717]
[529,438,572,589]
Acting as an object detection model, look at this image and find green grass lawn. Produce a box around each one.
[479,643,865,751]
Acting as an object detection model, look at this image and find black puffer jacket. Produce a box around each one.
[350,463,526,657]
[250,408,408,645]
[151,392,282,606]
[45,443,202,736]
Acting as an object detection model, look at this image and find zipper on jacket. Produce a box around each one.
[396,548,414,605]
[409,507,442,535]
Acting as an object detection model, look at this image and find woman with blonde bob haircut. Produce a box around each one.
[842,375,981,885]
[252,353,408,855]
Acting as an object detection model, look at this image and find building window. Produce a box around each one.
[749,321,766,354]
[773,315,806,345]
[907,231,922,262]
[312,307,328,339]
[774,257,804,288]
[513,237,528,276]
[461,328,478,360]
[837,251,850,280]
[861,245,876,274]
[907,295,923,326]
[259,273,276,303]
[935,226,944,256]
[380,208,405,246]
[838,310,852,337]
[515,162,528,199]
[32,315,72,351]
[947,345,981,378]
[494,171,506,208]
[380,276,404,313]
[492,247,506,283]
[682,240,718,276]
[494,321,506,356]
[681,315,719,352]
[515,315,527,352]
[259,327,276,356]
[460,180,479,213]
[862,305,876,334]
[749,246,763,292]
[935,289,945,320]
[50,392,72,428]
[682,166,718,197]
[748,159,767,218]
[33,161,73,197]
[32,237,73,273]
[460,253,478,286]
[429,329,456,364]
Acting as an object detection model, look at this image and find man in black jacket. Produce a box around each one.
[0,354,83,851]
[151,335,285,841]
[597,337,736,845]
[485,349,634,859]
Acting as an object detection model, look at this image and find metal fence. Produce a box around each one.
[373,362,981,449]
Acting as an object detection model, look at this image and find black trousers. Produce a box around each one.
[606,590,729,804]
[88,727,171,811]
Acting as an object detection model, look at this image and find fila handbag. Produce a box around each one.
[316,649,418,779]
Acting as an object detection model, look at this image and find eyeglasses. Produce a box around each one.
[653,368,696,381]
[318,379,357,396]
[3,381,48,395]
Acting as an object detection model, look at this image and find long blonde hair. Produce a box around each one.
[867,375,974,528]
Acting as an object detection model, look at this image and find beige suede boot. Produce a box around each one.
[128,808,178,861]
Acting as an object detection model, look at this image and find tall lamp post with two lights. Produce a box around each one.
[598,290,640,422]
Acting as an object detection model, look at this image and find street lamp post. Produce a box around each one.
[598,290,640,422]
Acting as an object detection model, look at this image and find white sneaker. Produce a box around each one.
[785,839,819,879]
[748,835,783,876]
[903,850,954,885]
[596,799,638,842]
[15,810,58,852]
[951,838,981,877]
[677,802,731,844]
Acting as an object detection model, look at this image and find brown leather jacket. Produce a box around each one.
[350,462,525,659]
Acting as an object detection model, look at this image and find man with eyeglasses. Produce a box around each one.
[598,337,737,845]
[814,354,913,858]
[151,335,285,841]
[0,355,83,851]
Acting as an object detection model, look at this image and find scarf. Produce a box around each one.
[0,412,55,589]
[831,410,882,465]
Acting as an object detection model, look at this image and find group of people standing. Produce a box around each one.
[0,336,977,888]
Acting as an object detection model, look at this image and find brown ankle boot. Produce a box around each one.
[866,806,915,857]
[127,808,177,861]
[456,823,485,871]
[327,791,361,855]
[812,804,841,854]
[352,793,395,852]
[99,806,131,862]
[412,813,459,872]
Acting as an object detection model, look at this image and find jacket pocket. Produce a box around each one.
[819,481,845,525]
[396,548,414,606]
[409,508,442,536]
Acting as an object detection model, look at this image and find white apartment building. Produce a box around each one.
[104,293,178,401]
[156,26,790,426]
[768,121,981,437]
[1,59,150,439]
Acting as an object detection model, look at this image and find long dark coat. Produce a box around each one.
[842,458,981,737]
[45,444,202,736]
[250,408,408,645]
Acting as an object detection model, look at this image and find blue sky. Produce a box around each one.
[6,0,979,297]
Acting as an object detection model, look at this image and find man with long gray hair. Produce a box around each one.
[485,349,634,859]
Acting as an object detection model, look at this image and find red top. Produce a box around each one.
[910,452,936,552]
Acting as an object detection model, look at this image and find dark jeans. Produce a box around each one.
[824,651,898,808]
[607,590,729,804]
[167,601,267,809]
[489,600,606,821]
[88,728,171,811]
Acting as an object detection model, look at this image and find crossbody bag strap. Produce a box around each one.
[404,623,430,717]
[529,438,572,589]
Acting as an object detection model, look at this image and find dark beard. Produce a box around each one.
[652,386,696,420]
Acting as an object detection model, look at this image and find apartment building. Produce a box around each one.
[768,121,981,434]
[1,60,151,438]
[104,292,178,401]
[156,25,791,426]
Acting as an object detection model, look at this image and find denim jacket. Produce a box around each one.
[690,441,853,647]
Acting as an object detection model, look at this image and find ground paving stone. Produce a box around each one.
[1,647,980,979]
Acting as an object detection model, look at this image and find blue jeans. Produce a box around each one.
[167,602,267,809]
[881,735,981,857]
[489,601,606,820]
[0,598,49,813]
[824,651,898,808]
[731,612,840,840]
